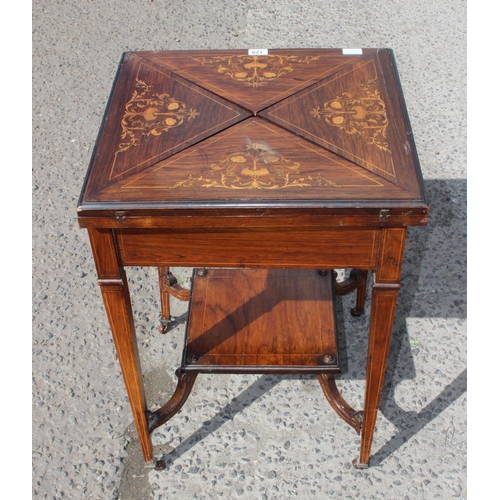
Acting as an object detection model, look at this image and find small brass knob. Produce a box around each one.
[322,354,335,364]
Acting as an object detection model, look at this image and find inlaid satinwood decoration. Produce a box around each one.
[203,142,309,190]
[77,49,430,475]
[139,50,359,113]
[260,58,413,186]
[310,79,391,154]
[80,49,425,205]
[117,78,200,157]
[164,140,341,190]
[191,54,321,88]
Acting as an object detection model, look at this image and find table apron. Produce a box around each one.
[115,228,380,269]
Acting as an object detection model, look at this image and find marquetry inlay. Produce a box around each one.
[165,141,313,190]
[117,78,200,156]
[80,49,425,204]
[191,54,321,88]
[310,79,390,154]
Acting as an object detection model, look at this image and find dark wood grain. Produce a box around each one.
[78,207,428,231]
[81,53,250,200]
[115,227,380,269]
[77,209,429,229]
[147,370,198,432]
[183,268,340,371]
[376,227,407,283]
[78,49,429,468]
[77,49,427,221]
[356,227,406,468]
[88,228,153,463]
[137,49,373,114]
[157,266,171,332]
[318,374,362,434]
[87,117,420,205]
[333,269,369,316]
[261,49,421,196]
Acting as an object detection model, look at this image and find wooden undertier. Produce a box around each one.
[182,268,341,374]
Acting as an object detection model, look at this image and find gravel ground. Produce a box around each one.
[32,1,466,498]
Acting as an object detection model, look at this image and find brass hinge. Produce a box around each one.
[379,209,389,221]
[116,211,126,222]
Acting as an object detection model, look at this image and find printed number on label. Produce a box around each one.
[248,49,268,56]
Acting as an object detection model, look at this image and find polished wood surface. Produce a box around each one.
[77,48,427,224]
[357,227,406,468]
[115,227,380,268]
[78,49,429,469]
[81,52,251,200]
[157,266,191,333]
[138,49,367,114]
[261,50,420,193]
[88,228,152,462]
[183,268,340,371]
[89,117,420,204]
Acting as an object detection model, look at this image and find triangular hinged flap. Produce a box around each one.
[90,118,419,203]
[136,49,364,114]
[261,50,421,195]
[83,53,251,198]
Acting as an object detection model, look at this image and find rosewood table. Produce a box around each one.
[77,48,428,469]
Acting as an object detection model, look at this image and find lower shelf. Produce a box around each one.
[148,268,362,437]
[181,268,341,374]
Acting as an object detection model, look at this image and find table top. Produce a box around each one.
[77,49,428,227]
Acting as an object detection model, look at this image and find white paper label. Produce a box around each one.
[342,48,363,55]
[248,49,268,56]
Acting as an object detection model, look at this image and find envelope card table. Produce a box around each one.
[77,48,428,469]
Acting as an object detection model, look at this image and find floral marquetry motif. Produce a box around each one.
[103,118,409,202]
[80,53,251,197]
[77,49,429,473]
[310,80,390,154]
[191,54,321,88]
[80,49,426,205]
[164,141,336,190]
[140,49,358,113]
[260,57,420,187]
[117,78,200,156]
[203,142,307,189]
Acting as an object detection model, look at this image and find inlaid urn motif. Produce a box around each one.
[191,54,320,87]
[117,78,200,155]
[310,79,390,153]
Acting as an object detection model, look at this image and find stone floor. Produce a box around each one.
[33,1,466,498]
